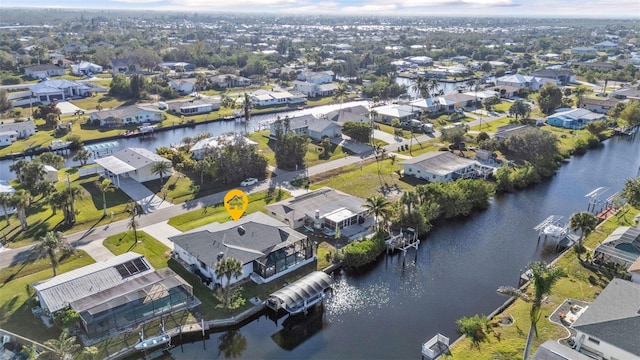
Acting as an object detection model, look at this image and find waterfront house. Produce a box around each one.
[0,121,36,140]
[593,226,640,268]
[400,151,486,182]
[571,279,640,360]
[189,134,257,160]
[32,253,196,339]
[209,74,251,89]
[89,105,164,127]
[268,114,338,141]
[265,187,372,240]
[169,78,197,94]
[250,89,307,107]
[169,98,220,116]
[529,68,575,86]
[29,79,93,105]
[438,93,476,112]
[371,104,418,124]
[546,108,605,129]
[94,147,173,186]
[24,64,66,79]
[169,212,315,286]
[293,80,338,98]
[159,62,195,72]
[496,74,545,91]
[579,98,619,114]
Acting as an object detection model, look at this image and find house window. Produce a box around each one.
[587,337,600,345]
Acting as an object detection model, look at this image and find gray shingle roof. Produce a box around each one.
[169,212,306,268]
[572,279,640,356]
[265,187,366,225]
[531,340,593,360]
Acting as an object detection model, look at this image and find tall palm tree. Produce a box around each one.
[215,257,243,311]
[0,192,12,226]
[497,261,564,357]
[42,328,80,360]
[151,161,172,184]
[35,231,72,277]
[569,211,599,258]
[400,190,419,214]
[363,195,391,231]
[127,201,141,243]
[96,178,115,217]
[333,82,349,110]
[427,79,440,99]
[9,189,30,231]
[410,75,429,99]
[242,92,252,133]
[9,159,27,183]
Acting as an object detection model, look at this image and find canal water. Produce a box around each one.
[133,136,639,360]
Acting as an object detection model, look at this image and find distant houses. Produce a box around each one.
[250,89,306,107]
[24,64,66,79]
[110,57,140,74]
[169,78,197,94]
[209,74,251,89]
[268,114,341,141]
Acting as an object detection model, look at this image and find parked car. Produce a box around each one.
[240,178,258,187]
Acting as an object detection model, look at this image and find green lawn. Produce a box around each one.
[102,231,171,270]
[493,102,512,113]
[69,93,129,111]
[469,117,512,133]
[168,189,291,232]
[447,206,639,360]
[0,250,94,343]
[308,157,416,198]
[4,172,132,248]
[316,242,336,270]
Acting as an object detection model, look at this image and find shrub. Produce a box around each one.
[341,234,386,268]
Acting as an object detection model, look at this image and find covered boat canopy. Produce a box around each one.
[266,271,333,314]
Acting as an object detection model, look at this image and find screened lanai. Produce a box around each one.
[594,226,640,268]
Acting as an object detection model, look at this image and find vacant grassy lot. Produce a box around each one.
[4,171,133,248]
[308,157,417,199]
[103,231,171,270]
[167,189,291,232]
[446,206,639,360]
[0,250,94,343]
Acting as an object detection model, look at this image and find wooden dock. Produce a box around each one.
[385,228,420,255]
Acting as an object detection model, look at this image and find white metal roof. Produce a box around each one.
[33,253,153,312]
[268,271,333,312]
[95,156,136,175]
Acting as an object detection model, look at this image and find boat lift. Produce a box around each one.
[585,187,609,213]
[533,215,569,244]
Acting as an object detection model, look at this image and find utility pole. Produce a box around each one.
[66,174,75,224]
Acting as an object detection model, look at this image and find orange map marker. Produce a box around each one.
[224,189,248,221]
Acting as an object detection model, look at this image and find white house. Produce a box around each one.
[169,99,220,116]
[293,81,338,98]
[0,131,18,146]
[209,74,251,89]
[372,104,419,124]
[42,165,59,183]
[571,279,640,360]
[297,70,334,84]
[94,147,173,186]
[496,74,544,91]
[29,79,93,104]
[250,90,306,107]
[0,121,37,140]
[70,61,103,76]
[169,212,315,287]
[0,180,16,216]
[265,187,372,240]
[189,134,257,160]
[169,78,197,94]
[268,114,338,141]
[24,64,66,79]
[308,119,342,139]
[400,151,483,182]
[89,105,164,127]
[579,98,619,114]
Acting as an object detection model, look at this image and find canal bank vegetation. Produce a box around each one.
[446,204,639,360]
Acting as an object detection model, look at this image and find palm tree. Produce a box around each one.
[400,190,419,214]
[0,192,12,226]
[497,261,564,357]
[215,257,244,311]
[72,149,91,166]
[333,82,349,110]
[35,231,72,277]
[42,328,80,360]
[363,195,391,231]
[9,189,30,231]
[127,201,141,243]
[427,79,440,99]
[96,178,115,217]
[569,211,599,258]
[9,159,27,182]
[410,75,429,99]
[151,161,172,184]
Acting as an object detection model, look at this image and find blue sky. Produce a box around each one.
[4,0,637,18]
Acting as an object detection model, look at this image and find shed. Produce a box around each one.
[43,165,59,183]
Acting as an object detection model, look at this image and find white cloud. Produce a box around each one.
[172,0,303,7]
[112,0,162,3]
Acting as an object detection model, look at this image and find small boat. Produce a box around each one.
[49,139,72,151]
[135,321,171,351]
[138,123,157,134]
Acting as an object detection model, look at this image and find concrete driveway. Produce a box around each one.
[118,177,172,214]
[56,101,84,115]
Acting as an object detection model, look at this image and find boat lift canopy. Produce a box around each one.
[266,271,333,314]
[84,141,120,152]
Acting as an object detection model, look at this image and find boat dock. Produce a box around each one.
[421,333,451,360]
[385,227,420,255]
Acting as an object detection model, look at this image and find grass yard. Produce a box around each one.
[308,157,415,199]
[167,189,291,232]
[102,231,171,270]
[69,93,129,111]
[469,117,513,133]
[0,250,94,343]
[316,241,336,271]
[493,102,512,113]
[446,206,639,360]
[3,172,132,248]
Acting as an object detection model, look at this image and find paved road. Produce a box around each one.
[0,116,499,269]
